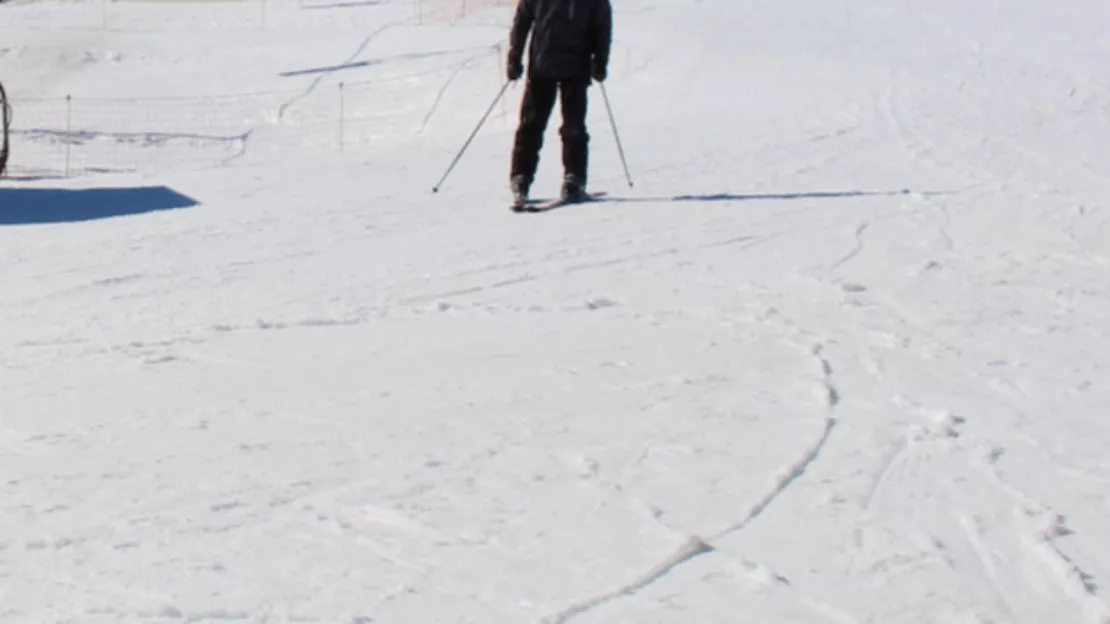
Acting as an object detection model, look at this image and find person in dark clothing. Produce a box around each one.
[0,81,10,178]
[506,0,612,206]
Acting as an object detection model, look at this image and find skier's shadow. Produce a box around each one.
[525,188,941,210]
[300,0,385,9]
[0,186,199,226]
[608,189,926,203]
[672,189,911,202]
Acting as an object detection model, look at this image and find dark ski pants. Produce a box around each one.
[510,76,590,188]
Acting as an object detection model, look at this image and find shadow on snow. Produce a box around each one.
[300,0,386,9]
[280,48,480,78]
[643,189,921,203]
[524,188,934,207]
[668,189,911,202]
[0,186,199,226]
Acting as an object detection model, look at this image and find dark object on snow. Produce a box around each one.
[512,190,607,213]
[508,0,611,80]
[511,76,590,198]
[1,81,10,178]
[507,0,612,202]
[0,186,199,226]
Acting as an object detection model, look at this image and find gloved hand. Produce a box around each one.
[591,59,607,83]
[507,56,523,81]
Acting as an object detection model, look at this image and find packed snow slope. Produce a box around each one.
[3,1,1110,623]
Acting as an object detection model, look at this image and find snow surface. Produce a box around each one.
[3,0,1110,622]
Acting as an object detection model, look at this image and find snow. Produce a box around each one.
[2,0,1110,622]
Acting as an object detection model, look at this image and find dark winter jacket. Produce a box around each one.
[509,0,612,79]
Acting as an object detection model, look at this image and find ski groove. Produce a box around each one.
[278,20,409,121]
[537,414,836,622]
[829,220,870,273]
[540,536,714,624]
[709,414,836,542]
[539,344,840,622]
[222,18,408,166]
[935,200,955,251]
[418,47,498,134]
[396,274,537,305]
[814,344,841,408]
[972,448,1109,617]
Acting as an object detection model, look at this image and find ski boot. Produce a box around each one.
[560,173,588,203]
[511,175,530,212]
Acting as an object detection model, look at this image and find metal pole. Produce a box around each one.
[599,82,633,189]
[431,80,511,193]
[65,95,72,177]
[338,81,345,154]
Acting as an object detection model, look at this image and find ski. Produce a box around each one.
[515,191,608,213]
[510,197,535,212]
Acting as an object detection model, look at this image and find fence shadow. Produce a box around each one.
[280,48,480,78]
[0,186,198,226]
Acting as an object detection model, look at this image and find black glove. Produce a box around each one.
[507,56,523,81]
[591,59,607,83]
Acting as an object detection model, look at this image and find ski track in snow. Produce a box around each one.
[708,346,839,542]
[418,48,496,135]
[541,536,715,624]
[276,20,410,122]
[242,13,499,166]
[4,1,1110,623]
[540,344,840,623]
[828,219,870,274]
[852,388,1110,624]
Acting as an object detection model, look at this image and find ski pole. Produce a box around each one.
[432,79,512,193]
[599,82,633,189]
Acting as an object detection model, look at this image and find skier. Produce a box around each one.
[506,0,612,209]
[1,81,10,178]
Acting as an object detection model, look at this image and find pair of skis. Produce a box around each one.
[511,191,608,213]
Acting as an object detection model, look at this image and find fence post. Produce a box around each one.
[65,95,72,177]
[338,82,345,154]
[260,0,267,29]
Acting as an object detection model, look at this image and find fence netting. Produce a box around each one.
[2,0,515,178]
